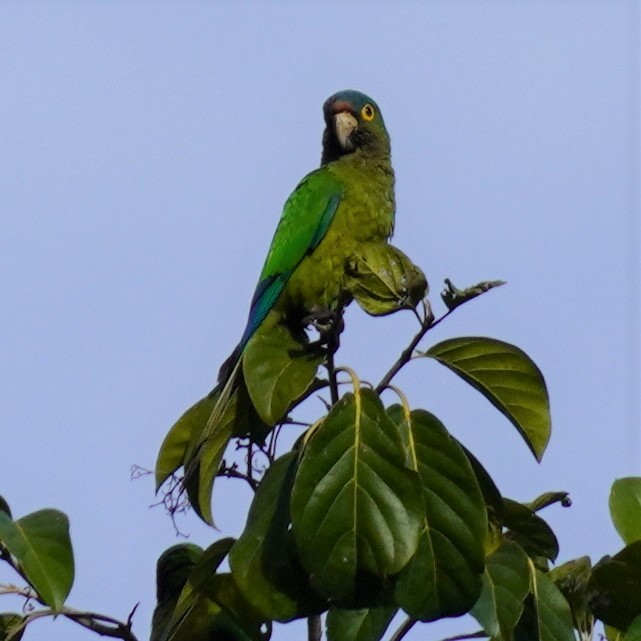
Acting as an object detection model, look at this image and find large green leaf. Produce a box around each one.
[155,392,219,490]
[230,453,324,621]
[503,499,559,563]
[0,614,25,641]
[390,407,487,621]
[243,322,323,424]
[425,337,551,461]
[471,541,530,639]
[514,565,575,641]
[0,509,73,610]
[610,478,641,545]
[326,606,397,641]
[588,541,641,630]
[291,389,423,602]
[345,243,427,316]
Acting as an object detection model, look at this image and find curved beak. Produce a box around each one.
[334,111,358,151]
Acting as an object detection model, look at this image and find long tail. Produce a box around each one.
[184,352,242,479]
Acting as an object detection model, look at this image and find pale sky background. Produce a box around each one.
[1,2,639,641]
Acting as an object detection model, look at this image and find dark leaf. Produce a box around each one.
[0,509,74,610]
[0,498,10,519]
[503,499,559,563]
[291,390,423,602]
[458,443,504,524]
[425,337,551,461]
[230,453,325,621]
[588,541,641,630]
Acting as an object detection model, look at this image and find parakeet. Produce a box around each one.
[150,543,203,641]
[158,90,397,522]
[219,88,395,384]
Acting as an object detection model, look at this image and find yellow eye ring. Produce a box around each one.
[361,104,375,121]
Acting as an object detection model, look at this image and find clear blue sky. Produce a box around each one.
[1,3,639,640]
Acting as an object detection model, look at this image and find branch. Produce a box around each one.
[0,584,140,641]
[388,616,416,641]
[62,605,140,641]
[375,300,440,393]
[437,631,487,641]
[308,613,322,641]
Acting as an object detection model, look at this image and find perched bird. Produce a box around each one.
[158,90,397,522]
[219,89,395,382]
[150,543,203,641]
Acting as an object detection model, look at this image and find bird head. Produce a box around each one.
[321,90,390,165]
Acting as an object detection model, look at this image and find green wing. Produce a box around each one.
[238,168,343,348]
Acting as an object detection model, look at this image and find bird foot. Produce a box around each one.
[303,308,344,356]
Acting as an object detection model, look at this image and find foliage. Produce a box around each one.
[3,252,641,641]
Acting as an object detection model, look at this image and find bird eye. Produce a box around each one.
[361,104,375,121]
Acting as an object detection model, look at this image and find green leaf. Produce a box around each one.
[326,606,397,641]
[503,499,559,563]
[230,453,324,621]
[588,541,641,630]
[471,541,530,639]
[0,509,74,610]
[345,243,428,316]
[0,497,11,519]
[389,407,487,621]
[549,556,592,636]
[156,392,219,490]
[610,478,641,545]
[243,322,323,424]
[627,615,641,641]
[458,444,504,525]
[0,614,25,641]
[514,565,575,641]
[291,389,423,602]
[526,492,571,513]
[425,337,551,461]
[440,278,505,311]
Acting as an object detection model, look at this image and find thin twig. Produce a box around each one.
[388,616,417,641]
[375,300,445,394]
[436,631,487,641]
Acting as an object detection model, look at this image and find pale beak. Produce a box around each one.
[334,111,358,151]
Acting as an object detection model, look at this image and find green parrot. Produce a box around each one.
[218,89,395,381]
[150,543,203,641]
[158,89,397,521]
